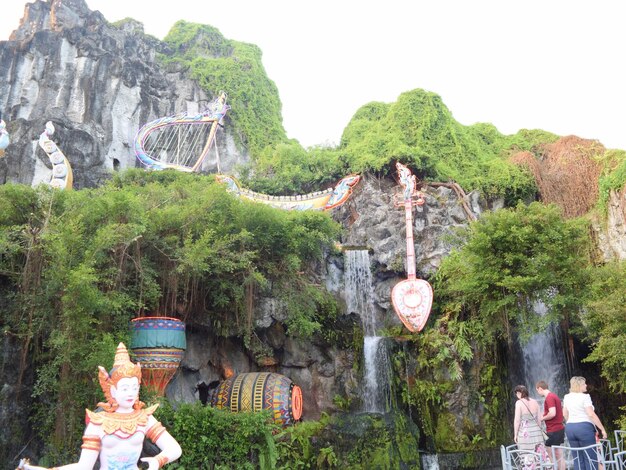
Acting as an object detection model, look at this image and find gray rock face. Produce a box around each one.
[328,174,483,327]
[335,176,481,274]
[168,173,487,420]
[1,0,492,445]
[0,0,248,189]
[594,189,626,260]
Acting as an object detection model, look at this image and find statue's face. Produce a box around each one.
[111,377,140,410]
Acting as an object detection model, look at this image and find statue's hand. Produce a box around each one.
[139,457,159,470]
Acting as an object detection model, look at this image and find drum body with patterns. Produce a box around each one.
[130,316,186,396]
[211,372,303,426]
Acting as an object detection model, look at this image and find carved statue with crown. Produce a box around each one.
[17,343,182,470]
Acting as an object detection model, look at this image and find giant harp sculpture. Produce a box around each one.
[391,162,433,332]
[134,92,230,172]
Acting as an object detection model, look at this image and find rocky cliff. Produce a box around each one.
[0,0,248,189]
[0,3,493,463]
[8,2,622,468]
[167,174,486,419]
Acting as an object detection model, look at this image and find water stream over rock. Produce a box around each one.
[344,249,391,412]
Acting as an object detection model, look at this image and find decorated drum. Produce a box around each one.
[130,316,186,396]
[211,372,303,426]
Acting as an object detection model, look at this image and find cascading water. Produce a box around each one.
[421,454,440,470]
[520,300,568,399]
[344,249,391,413]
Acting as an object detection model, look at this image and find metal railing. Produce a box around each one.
[502,438,626,470]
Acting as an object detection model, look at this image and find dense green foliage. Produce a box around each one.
[161,21,287,155]
[338,90,543,200]
[155,404,421,469]
[596,149,626,214]
[240,89,555,199]
[582,261,626,428]
[583,262,626,393]
[435,202,590,340]
[159,21,556,201]
[0,171,340,459]
[240,141,347,195]
[392,203,593,451]
[156,403,279,469]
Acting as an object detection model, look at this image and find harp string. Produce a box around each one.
[143,122,215,169]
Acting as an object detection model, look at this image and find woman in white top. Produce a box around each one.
[563,376,607,470]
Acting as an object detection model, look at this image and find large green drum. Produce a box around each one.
[211,372,303,426]
[130,316,186,396]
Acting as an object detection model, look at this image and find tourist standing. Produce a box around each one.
[513,385,544,451]
[536,380,565,470]
[563,376,607,470]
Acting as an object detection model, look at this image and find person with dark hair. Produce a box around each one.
[563,376,607,470]
[536,380,565,470]
[514,385,544,451]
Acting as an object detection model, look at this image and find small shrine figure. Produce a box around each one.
[18,343,182,470]
[396,161,417,201]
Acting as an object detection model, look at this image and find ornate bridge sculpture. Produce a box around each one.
[0,117,9,158]
[391,162,433,332]
[134,92,230,172]
[38,121,73,190]
[216,173,361,211]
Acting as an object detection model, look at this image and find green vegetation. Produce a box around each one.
[156,403,279,469]
[435,202,590,340]
[338,89,541,201]
[237,89,550,200]
[157,21,554,200]
[0,171,341,460]
[161,21,286,155]
[6,13,626,465]
[151,404,421,469]
[392,202,593,451]
[582,261,626,428]
[596,149,626,214]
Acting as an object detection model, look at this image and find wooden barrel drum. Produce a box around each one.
[211,372,303,426]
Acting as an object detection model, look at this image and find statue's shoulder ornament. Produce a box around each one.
[85,404,159,435]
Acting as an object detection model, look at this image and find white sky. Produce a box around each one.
[1,0,625,150]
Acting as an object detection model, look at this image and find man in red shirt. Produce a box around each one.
[536,380,565,470]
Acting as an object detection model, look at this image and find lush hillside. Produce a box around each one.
[161,21,287,155]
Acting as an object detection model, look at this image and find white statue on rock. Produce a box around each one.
[18,343,182,470]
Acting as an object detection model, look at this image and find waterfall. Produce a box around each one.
[344,250,377,336]
[421,454,440,470]
[344,249,391,412]
[520,300,568,399]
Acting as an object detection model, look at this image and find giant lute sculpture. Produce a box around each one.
[134,92,230,172]
[391,162,433,332]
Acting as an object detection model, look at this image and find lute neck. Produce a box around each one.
[403,200,416,280]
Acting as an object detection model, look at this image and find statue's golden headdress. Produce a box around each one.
[97,343,143,411]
